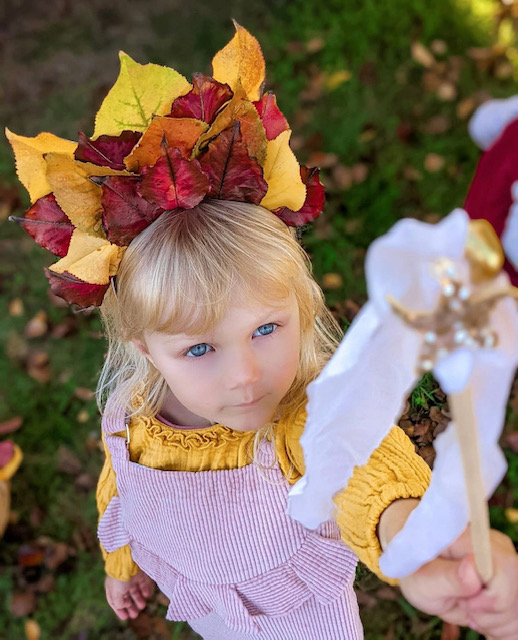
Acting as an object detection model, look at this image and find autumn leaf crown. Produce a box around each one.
[6,23,325,309]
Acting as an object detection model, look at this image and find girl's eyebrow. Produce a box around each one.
[161,307,290,344]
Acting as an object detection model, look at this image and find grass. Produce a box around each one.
[1,0,517,638]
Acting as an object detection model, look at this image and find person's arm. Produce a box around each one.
[96,433,140,581]
[276,412,431,584]
[333,426,431,584]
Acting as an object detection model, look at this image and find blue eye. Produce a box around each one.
[254,323,278,337]
[185,343,213,358]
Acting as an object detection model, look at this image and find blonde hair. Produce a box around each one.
[97,200,342,428]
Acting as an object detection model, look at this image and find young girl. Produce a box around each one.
[8,24,518,640]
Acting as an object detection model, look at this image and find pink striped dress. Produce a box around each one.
[98,401,364,639]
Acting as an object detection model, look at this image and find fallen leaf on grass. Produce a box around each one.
[419,445,436,467]
[441,621,460,640]
[421,116,450,135]
[129,612,171,639]
[76,409,89,424]
[431,40,447,55]
[456,97,476,120]
[25,619,41,640]
[411,41,435,68]
[43,542,70,571]
[436,82,457,101]
[306,37,325,53]
[24,311,48,338]
[322,273,343,289]
[355,590,377,609]
[74,387,95,401]
[26,350,51,383]
[51,317,77,338]
[505,432,518,452]
[18,545,44,567]
[376,586,398,600]
[9,298,24,316]
[10,591,36,617]
[424,153,445,172]
[57,446,82,475]
[325,70,351,90]
[32,574,55,594]
[75,473,97,492]
[0,416,23,436]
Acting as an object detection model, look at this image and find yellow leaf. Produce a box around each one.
[0,443,22,482]
[325,70,352,91]
[260,130,306,211]
[5,129,76,203]
[44,154,129,236]
[49,229,125,285]
[505,507,518,524]
[93,51,192,139]
[212,21,265,102]
[125,117,208,171]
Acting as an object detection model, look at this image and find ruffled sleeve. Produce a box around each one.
[333,426,431,584]
[96,433,140,581]
[276,412,431,584]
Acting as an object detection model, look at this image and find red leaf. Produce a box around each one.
[0,441,15,467]
[139,147,210,210]
[44,268,110,308]
[253,92,289,140]
[93,176,164,246]
[9,194,73,257]
[169,73,233,123]
[75,130,142,170]
[273,166,325,226]
[199,122,268,203]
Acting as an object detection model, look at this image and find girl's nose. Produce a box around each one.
[228,347,261,390]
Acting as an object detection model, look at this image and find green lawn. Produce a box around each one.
[1,0,517,638]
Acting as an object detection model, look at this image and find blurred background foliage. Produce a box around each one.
[1,0,518,638]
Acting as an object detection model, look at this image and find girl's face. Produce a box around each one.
[133,294,301,431]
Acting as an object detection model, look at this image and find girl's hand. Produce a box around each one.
[105,571,155,620]
[399,528,518,638]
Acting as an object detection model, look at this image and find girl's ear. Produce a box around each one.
[132,339,156,368]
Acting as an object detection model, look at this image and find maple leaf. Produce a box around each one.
[199,122,268,203]
[273,166,325,226]
[253,92,289,141]
[45,268,110,308]
[9,193,73,257]
[92,176,163,245]
[124,116,208,172]
[93,51,192,139]
[139,146,210,210]
[169,73,233,123]
[75,130,142,170]
[212,21,265,102]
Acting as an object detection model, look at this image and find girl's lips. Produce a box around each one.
[234,395,264,407]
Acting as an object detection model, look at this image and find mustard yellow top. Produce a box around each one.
[96,409,431,585]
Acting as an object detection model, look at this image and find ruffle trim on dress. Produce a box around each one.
[126,529,357,634]
[135,414,251,450]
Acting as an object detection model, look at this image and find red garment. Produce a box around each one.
[464,119,518,286]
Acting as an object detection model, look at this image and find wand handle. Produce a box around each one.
[449,388,493,584]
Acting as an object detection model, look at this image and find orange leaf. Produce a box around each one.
[124,117,208,171]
